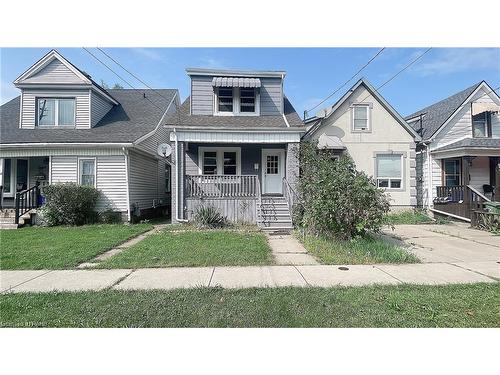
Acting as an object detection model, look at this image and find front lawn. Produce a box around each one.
[383,210,436,225]
[298,233,419,264]
[98,229,273,268]
[0,224,153,270]
[1,283,498,327]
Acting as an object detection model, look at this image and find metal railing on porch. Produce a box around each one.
[282,177,298,213]
[185,175,260,198]
[434,185,490,220]
[15,182,41,224]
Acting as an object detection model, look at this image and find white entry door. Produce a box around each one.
[262,149,285,194]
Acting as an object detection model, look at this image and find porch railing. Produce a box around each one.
[15,182,41,224]
[282,177,298,215]
[185,175,259,198]
[434,185,489,220]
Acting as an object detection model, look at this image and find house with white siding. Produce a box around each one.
[406,81,500,221]
[303,78,421,211]
[165,68,305,229]
[0,50,179,226]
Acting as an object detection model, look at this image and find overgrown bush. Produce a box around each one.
[99,208,123,224]
[297,141,390,239]
[41,183,100,226]
[193,205,228,229]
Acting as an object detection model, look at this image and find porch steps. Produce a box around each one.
[258,196,293,232]
[0,209,34,229]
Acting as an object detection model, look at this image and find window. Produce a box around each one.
[37,98,75,126]
[3,159,11,194]
[376,154,403,189]
[443,159,461,187]
[352,104,369,131]
[79,159,95,186]
[472,112,487,138]
[266,155,279,175]
[239,88,256,113]
[199,147,241,175]
[217,88,233,113]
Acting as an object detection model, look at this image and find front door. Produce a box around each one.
[262,149,284,194]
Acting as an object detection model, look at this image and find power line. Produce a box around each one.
[305,47,386,117]
[82,47,166,113]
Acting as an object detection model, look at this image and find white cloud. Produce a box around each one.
[132,48,165,61]
[412,48,500,76]
[197,56,226,68]
[0,81,20,105]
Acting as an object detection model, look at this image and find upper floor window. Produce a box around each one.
[352,104,370,131]
[37,98,75,126]
[215,88,258,116]
[472,112,488,138]
[376,154,403,189]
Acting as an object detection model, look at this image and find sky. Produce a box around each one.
[1,48,499,118]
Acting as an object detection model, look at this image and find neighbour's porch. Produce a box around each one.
[433,155,500,220]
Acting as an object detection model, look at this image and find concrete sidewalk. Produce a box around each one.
[1,261,498,293]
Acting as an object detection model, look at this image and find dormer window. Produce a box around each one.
[214,87,259,116]
[217,88,234,113]
[472,112,488,138]
[240,88,256,113]
[37,98,75,126]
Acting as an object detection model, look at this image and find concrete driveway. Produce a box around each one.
[382,223,500,263]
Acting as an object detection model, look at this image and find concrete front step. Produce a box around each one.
[0,223,19,229]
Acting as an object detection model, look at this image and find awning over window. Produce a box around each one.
[317,134,346,150]
[212,77,261,88]
[472,102,500,115]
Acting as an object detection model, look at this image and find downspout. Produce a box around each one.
[173,129,188,223]
[424,142,432,209]
[123,147,131,222]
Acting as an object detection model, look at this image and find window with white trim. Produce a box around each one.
[199,147,241,175]
[215,88,258,115]
[239,88,256,113]
[37,98,75,126]
[79,159,95,186]
[352,104,370,131]
[376,154,402,189]
[472,112,488,138]
[217,88,234,113]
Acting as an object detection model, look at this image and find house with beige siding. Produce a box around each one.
[0,50,179,227]
[303,78,421,211]
[164,68,305,229]
[405,81,500,221]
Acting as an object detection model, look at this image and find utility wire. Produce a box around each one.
[95,47,182,126]
[305,47,386,118]
[82,47,166,113]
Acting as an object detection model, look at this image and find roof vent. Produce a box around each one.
[143,92,146,98]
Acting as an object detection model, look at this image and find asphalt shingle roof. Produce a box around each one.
[164,96,304,129]
[433,137,500,152]
[405,82,482,140]
[0,89,177,144]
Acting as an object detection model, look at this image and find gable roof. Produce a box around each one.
[164,96,304,129]
[14,49,118,105]
[432,138,500,153]
[304,78,420,140]
[0,89,177,145]
[404,82,484,140]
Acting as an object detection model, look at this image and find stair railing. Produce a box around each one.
[282,177,298,223]
[15,182,41,225]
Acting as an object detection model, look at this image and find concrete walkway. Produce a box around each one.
[1,261,498,293]
[266,232,319,265]
[382,223,500,263]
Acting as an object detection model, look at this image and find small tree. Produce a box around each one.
[297,141,390,239]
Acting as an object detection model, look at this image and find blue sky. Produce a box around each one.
[1,48,499,117]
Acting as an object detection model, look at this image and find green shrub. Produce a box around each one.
[193,205,227,229]
[99,209,123,224]
[41,183,100,226]
[297,141,390,239]
[383,209,434,225]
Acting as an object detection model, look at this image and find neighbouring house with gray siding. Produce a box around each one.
[0,49,179,224]
[166,68,305,229]
[405,81,500,221]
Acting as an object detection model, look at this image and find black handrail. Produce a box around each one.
[0,185,3,210]
[15,182,41,225]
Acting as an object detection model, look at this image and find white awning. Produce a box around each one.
[472,102,500,115]
[317,134,346,150]
[212,77,261,88]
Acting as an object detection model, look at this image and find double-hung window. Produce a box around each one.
[79,159,95,187]
[199,148,241,175]
[215,88,258,115]
[376,154,403,189]
[217,88,234,113]
[239,88,256,113]
[352,104,370,131]
[37,98,75,126]
[472,112,488,138]
[443,159,461,187]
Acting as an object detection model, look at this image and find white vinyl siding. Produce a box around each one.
[50,155,128,212]
[91,91,113,127]
[128,151,165,210]
[22,58,85,84]
[469,156,490,192]
[21,89,90,129]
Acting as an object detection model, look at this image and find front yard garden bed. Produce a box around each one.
[97,228,273,268]
[0,224,153,270]
[1,283,498,327]
[297,232,419,264]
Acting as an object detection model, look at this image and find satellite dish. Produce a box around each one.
[157,143,172,158]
